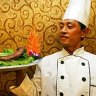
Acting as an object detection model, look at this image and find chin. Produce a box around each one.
[60,41,69,46]
[61,43,70,48]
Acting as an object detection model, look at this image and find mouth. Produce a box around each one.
[60,35,69,39]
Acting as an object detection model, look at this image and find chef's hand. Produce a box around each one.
[15,69,26,86]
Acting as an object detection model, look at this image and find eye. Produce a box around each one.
[59,23,64,29]
[67,24,73,29]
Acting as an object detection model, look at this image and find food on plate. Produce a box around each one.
[0,31,41,66]
[0,47,25,61]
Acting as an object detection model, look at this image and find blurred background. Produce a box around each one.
[0,0,96,95]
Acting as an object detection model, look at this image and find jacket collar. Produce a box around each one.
[62,47,85,56]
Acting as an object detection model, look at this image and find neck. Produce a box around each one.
[64,44,81,55]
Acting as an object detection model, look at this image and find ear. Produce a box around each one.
[81,28,90,37]
[81,28,90,40]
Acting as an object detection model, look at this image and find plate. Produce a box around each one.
[0,59,40,71]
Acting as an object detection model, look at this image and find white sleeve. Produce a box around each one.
[10,65,41,96]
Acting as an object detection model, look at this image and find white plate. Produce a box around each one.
[0,59,40,71]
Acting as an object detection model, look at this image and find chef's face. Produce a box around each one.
[59,19,88,48]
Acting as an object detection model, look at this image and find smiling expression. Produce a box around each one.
[59,19,87,48]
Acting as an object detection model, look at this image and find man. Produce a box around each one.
[10,0,96,96]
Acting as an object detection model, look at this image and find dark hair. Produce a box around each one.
[78,22,86,40]
[78,22,86,30]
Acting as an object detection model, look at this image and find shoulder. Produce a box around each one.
[37,51,62,68]
[38,50,63,64]
[84,51,96,58]
[42,51,63,61]
[83,51,96,63]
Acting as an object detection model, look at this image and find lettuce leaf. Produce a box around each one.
[0,49,36,66]
[0,49,14,56]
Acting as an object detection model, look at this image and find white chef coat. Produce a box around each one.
[10,47,96,96]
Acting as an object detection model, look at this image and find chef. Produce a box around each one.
[9,0,96,96]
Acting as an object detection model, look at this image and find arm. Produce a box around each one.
[10,65,41,96]
[16,70,26,86]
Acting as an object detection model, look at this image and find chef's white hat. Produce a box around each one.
[63,0,91,27]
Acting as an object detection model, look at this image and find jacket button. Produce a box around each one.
[82,77,86,82]
[60,92,63,96]
[81,62,85,66]
[61,75,64,79]
[61,61,64,64]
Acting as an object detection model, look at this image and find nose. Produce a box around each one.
[60,26,67,35]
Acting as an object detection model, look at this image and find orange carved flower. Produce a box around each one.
[26,31,41,57]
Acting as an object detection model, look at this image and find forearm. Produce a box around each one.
[10,65,41,96]
[10,74,41,96]
[16,70,26,86]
